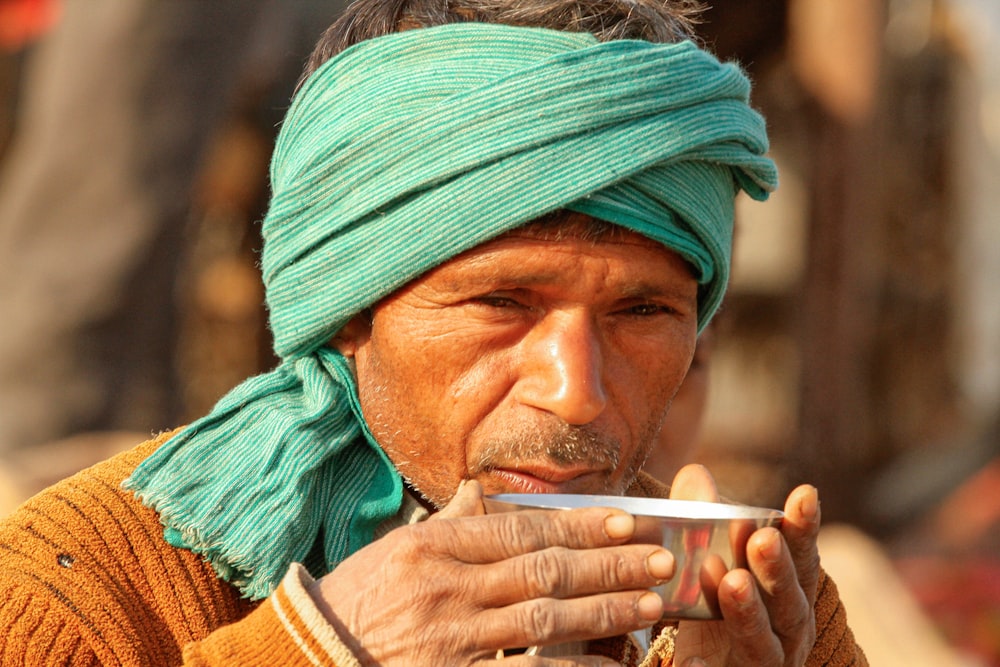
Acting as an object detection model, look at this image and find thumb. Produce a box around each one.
[430,479,485,520]
[668,463,720,502]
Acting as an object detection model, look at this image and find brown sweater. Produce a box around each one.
[0,432,866,665]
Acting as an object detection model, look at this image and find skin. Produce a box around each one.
[333,215,699,505]
[313,215,820,666]
[668,465,820,667]
[641,325,715,483]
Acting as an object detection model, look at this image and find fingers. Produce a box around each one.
[716,569,783,666]
[745,528,815,661]
[481,543,674,606]
[707,486,820,666]
[426,491,678,655]
[321,516,667,665]
[780,484,822,607]
[415,505,642,565]
[668,464,720,501]
[476,588,666,653]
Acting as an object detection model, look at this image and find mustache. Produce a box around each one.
[472,422,622,472]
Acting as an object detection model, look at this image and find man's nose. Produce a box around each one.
[514,311,608,425]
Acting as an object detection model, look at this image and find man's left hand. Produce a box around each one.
[669,464,820,667]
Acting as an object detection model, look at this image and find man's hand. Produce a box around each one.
[669,465,820,667]
[308,481,675,666]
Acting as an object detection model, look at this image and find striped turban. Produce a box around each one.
[126,22,777,600]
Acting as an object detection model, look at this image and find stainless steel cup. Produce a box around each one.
[484,493,784,620]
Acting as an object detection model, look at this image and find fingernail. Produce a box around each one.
[732,578,754,607]
[603,512,635,539]
[760,531,782,563]
[800,486,819,523]
[637,591,664,621]
[646,548,674,581]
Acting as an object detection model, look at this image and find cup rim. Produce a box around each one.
[484,493,784,522]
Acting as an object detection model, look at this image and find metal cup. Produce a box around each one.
[483,493,784,620]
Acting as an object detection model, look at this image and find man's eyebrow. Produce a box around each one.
[438,270,557,293]
[435,256,565,290]
[439,270,695,301]
[617,283,696,300]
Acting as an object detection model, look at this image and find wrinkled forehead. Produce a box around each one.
[502,211,698,273]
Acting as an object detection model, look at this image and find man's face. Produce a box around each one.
[332,214,699,508]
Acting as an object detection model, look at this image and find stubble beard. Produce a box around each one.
[395,421,656,509]
[361,382,661,507]
[471,421,640,493]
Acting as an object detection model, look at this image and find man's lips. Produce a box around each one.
[488,465,606,494]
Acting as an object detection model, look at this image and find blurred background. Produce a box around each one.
[1,0,997,664]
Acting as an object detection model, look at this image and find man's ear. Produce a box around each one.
[329,310,373,358]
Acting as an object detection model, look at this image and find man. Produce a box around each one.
[0,1,866,664]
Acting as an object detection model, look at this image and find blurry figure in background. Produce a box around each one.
[819,524,984,667]
[0,0,59,54]
[642,323,714,484]
[884,413,1000,666]
[0,1,346,475]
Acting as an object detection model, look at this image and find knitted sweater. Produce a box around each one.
[0,431,866,665]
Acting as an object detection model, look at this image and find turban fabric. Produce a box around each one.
[125,23,777,600]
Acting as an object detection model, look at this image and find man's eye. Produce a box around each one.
[625,303,672,316]
[474,295,522,309]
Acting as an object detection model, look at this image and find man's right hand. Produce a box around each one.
[307,481,675,666]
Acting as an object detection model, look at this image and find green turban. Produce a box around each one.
[125,22,777,600]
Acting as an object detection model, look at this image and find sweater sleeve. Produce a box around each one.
[0,582,104,666]
[182,564,362,667]
[807,569,868,667]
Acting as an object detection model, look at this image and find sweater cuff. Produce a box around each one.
[271,563,363,667]
[183,564,361,666]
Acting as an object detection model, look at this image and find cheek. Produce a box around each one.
[622,341,695,416]
[353,350,461,503]
[353,329,508,504]
[353,337,426,452]
[609,335,697,468]
[447,348,513,414]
